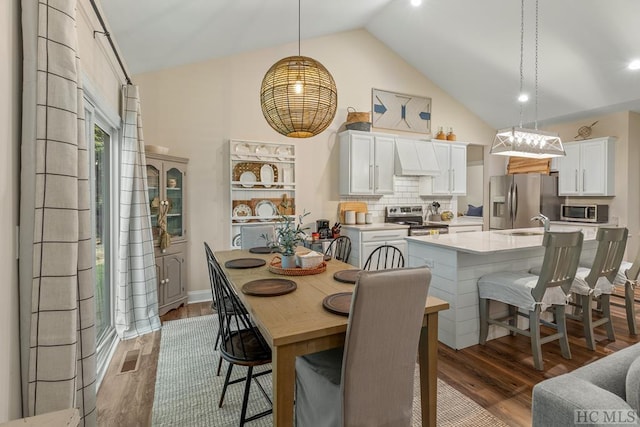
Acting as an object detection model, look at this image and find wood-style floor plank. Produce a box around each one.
[97,296,640,427]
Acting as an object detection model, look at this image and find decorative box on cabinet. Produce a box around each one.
[146,152,188,315]
[557,137,615,196]
[229,139,296,249]
[419,141,467,196]
[339,130,395,196]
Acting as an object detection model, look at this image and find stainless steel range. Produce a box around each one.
[385,205,448,236]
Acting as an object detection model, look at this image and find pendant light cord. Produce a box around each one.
[298,0,301,56]
[519,0,524,128]
[534,0,539,130]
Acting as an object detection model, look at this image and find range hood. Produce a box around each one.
[394,138,440,176]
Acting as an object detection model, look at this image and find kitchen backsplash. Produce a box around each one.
[339,176,456,223]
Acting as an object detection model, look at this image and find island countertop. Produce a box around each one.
[406,225,598,255]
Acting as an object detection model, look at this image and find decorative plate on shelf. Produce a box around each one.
[260,164,275,188]
[239,171,256,188]
[232,233,242,247]
[255,145,270,160]
[232,204,252,222]
[234,143,252,159]
[255,200,277,220]
[275,146,292,160]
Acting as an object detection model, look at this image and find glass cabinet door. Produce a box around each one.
[166,166,184,238]
[146,163,161,239]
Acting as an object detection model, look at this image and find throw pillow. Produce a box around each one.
[626,355,640,412]
[467,204,483,217]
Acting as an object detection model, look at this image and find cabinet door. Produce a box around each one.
[361,241,383,270]
[349,134,374,194]
[558,144,580,195]
[165,161,187,240]
[154,256,164,306]
[163,253,185,304]
[580,140,606,195]
[374,136,395,194]
[431,143,451,194]
[449,144,467,195]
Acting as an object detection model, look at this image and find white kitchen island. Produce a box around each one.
[406,226,599,349]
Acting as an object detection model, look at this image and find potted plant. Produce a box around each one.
[265,209,310,268]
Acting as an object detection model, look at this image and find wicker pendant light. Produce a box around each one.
[260,1,337,138]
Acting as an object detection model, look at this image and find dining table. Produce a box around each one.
[215,249,450,427]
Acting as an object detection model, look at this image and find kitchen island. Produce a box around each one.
[406,226,599,349]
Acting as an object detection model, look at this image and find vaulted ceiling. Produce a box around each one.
[101,0,640,130]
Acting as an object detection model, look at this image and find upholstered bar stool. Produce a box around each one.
[616,249,640,334]
[478,231,583,370]
[563,227,628,349]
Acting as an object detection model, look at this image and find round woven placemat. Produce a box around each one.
[268,257,327,276]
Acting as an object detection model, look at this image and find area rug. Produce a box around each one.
[152,315,508,426]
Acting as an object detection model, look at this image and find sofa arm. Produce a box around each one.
[532,375,638,427]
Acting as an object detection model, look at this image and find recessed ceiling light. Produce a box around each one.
[629,59,640,70]
[518,93,529,103]
[411,0,422,6]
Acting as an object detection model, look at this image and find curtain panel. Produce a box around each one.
[115,85,161,339]
[19,0,96,424]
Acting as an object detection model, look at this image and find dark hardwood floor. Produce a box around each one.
[96,294,640,427]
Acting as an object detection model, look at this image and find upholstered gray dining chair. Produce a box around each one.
[295,266,431,427]
[363,244,405,270]
[240,224,275,250]
[478,231,583,370]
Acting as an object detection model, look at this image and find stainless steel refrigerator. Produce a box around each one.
[489,174,561,230]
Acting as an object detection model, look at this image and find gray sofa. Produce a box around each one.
[532,343,640,426]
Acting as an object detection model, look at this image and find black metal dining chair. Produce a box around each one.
[324,236,352,262]
[205,243,272,426]
[363,244,405,271]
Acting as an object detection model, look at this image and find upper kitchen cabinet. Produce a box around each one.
[557,137,615,196]
[419,141,467,196]
[339,130,394,196]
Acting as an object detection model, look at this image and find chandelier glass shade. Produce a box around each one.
[491,127,565,158]
[490,0,564,159]
[260,55,337,138]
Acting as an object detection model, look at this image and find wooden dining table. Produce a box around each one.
[215,249,450,427]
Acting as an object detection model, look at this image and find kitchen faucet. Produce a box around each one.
[530,213,550,231]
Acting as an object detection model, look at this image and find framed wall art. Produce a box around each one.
[371,88,431,134]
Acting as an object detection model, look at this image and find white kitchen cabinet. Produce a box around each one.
[340,225,409,268]
[419,141,467,196]
[448,225,482,234]
[558,137,615,196]
[339,130,395,196]
[229,139,296,248]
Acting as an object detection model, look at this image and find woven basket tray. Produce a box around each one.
[233,162,279,187]
[268,256,327,276]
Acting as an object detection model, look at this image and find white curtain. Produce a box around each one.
[19,0,96,424]
[115,85,162,339]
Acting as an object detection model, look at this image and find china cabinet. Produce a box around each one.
[146,152,188,315]
[229,139,296,249]
[557,137,615,196]
[419,141,467,196]
[339,130,395,195]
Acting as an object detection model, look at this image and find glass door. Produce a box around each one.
[146,162,161,240]
[166,165,185,239]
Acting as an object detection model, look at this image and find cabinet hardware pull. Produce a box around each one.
[160,279,165,284]
[166,278,170,283]
[369,165,374,190]
[582,169,586,192]
[575,169,578,192]
[375,165,380,190]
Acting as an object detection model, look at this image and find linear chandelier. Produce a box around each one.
[490,0,564,159]
[259,0,337,138]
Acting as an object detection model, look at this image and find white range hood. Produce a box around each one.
[394,138,440,176]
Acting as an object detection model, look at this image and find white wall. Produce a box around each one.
[133,29,497,294]
[1,0,23,421]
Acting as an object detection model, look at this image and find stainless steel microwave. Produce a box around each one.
[560,204,609,223]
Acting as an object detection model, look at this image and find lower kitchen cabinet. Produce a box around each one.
[340,226,409,268]
[155,242,187,316]
[448,225,483,234]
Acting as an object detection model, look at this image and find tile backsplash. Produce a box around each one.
[340,176,457,223]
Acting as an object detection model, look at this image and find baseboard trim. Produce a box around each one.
[188,290,212,304]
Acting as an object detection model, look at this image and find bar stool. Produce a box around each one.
[619,250,640,334]
[478,231,583,370]
[564,227,628,349]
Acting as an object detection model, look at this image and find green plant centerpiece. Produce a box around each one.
[264,208,310,268]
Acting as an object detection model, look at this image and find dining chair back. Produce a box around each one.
[565,227,628,349]
[363,244,405,270]
[240,225,275,250]
[295,267,432,426]
[478,231,584,370]
[324,236,352,262]
[621,248,640,334]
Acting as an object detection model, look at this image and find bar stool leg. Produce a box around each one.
[600,294,615,341]
[555,305,571,360]
[479,298,489,344]
[508,304,518,336]
[530,309,543,370]
[625,281,638,335]
[582,294,596,351]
